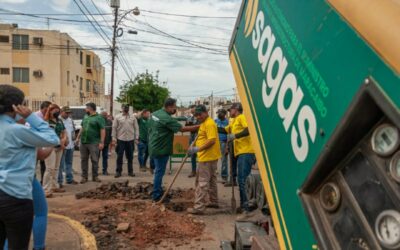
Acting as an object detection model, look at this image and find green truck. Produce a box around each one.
[229,0,400,249]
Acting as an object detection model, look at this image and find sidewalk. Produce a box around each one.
[44,214,96,250]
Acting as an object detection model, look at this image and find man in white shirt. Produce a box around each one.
[112,104,139,178]
[58,106,78,185]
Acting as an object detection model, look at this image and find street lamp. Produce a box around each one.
[109,4,140,115]
[127,30,138,35]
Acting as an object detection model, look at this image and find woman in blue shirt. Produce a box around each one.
[0,85,59,250]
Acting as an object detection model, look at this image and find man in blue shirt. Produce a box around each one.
[0,85,59,250]
[215,109,229,182]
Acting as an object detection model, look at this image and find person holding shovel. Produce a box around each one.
[226,103,257,219]
[187,105,221,215]
[148,98,199,203]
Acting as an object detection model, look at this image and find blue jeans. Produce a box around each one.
[220,141,228,179]
[152,155,170,201]
[101,144,109,173]
[237,153,256,211]
[4,179,47,250]
[138,141,155,169]
[58,148,74,184]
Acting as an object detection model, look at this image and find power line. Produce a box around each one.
[140,9,235,19]
[0,12,113,16]
[129,19,227,53]
[141,14,232,32]
[0,8,113,24]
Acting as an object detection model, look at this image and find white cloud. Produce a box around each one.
[0,0,242,104]
[50,0,71,12]
[0,0,27,3]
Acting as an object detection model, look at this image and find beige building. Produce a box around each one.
[0,23,108,110]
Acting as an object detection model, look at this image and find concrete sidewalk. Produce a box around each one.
[43,214,96,250]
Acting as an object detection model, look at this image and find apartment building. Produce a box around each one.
[0,23,107,109]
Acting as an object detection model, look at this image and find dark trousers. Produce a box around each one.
[39,160,46,184]
[138,140,155,169]
[152,155,170,201]
[189,136,197,173]
[0,189,34,250]
[229,142,238,182]
[116,140,134,174]
[101,144,110,173]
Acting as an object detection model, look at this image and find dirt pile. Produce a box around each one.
[75,181,154,201]
[82,201,205,249]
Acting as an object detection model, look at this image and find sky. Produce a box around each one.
[0,0,242,105]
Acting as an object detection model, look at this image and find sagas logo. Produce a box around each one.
[244,0,259,37]
[246,10,318,163]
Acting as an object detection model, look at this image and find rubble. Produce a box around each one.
[82,201,205,249]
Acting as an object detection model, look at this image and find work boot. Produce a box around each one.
[80,178,88,184]
[128,172,136,177]
[114,173,121,178]
[188,172,196,178]
[236,210,256,222]
[52,188,65,193]
[149,168,154,175]
[102,171,109,176]
[92,177,101,183]
[187,208,204,215]
[140,166,147,172]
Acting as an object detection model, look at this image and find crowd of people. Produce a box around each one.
[0,83,257,249]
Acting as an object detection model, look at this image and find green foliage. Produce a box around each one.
[117,70,170,112]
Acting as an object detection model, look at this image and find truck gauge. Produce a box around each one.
[390,151,400,183]
[319,182,341,212]
[375,210,400,249]
[371,124,400,157]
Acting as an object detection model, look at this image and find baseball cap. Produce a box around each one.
[194,105,208,115]
[61,106,71,113]
[217,109,227,115]
[229,103,243,112]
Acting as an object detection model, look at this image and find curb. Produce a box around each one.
[49,213,97,250]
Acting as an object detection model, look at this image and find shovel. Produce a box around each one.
[157,135,198,204]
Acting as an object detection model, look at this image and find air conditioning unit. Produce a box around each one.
[33,37,43,46]
[33,70,43,78]
[86,68,92,74]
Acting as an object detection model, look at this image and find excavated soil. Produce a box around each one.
[76,182,201,249]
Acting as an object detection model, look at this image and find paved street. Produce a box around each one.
[43,150,247,249]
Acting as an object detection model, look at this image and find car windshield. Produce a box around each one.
[70,108,86,120]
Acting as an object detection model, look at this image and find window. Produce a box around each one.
[80,51,83,64]
[79,77,83,90]
[67,71,70,85]
[0,36,9,43]
[76,48,79,54]
[86,55,91,67]
[86,79,91,92]
[12,68,29,83]
[76,75,79,81]
[12,35,29,50]
[67,40,70,55]
[0,68,10,75]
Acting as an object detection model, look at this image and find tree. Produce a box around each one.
[117,70,170,112]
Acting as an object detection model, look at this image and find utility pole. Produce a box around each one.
[109,0,120,116]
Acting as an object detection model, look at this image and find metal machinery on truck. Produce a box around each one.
[229,0,400,249]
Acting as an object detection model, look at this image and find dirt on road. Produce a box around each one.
[71,181,201,249]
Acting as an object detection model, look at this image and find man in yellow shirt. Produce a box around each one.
[187,105,221,215]
[227,103,256,217]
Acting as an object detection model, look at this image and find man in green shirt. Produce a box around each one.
[75,103,105,183]
[149,98,199,202]
[137,109,154,172]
